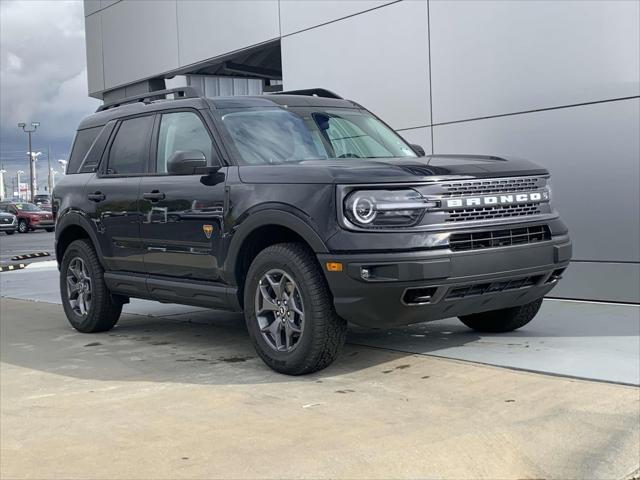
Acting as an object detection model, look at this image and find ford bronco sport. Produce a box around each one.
[53,87,571,374]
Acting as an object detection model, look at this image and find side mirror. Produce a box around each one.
[167,150,207,175]
[410,144,426,157]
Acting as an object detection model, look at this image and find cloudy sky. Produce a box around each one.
[1,0,99,195]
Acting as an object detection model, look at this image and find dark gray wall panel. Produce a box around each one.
[550,262,639,304]
[430,0,640,123]
[84,13,104,95]
[282,0,431,131]
[83,0,100,16]
[433,98,640,264]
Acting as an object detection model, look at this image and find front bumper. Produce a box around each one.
[0,223,16,232]
[318,235,571,327]
[31,219,55,229]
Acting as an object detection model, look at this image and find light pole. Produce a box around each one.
[50,169,59,189]
[28,151,42,195]
[0,169,6,201]
[47,146,52,193]
[18,121,39,202]
[16,170,25,201]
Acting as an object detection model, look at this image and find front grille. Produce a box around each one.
[447,203,541,222]
[446,275,544,300]
[1,218,11,224]
[440,176,541,197]
[449,225,551,251]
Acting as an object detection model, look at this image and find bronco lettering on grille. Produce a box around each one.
[445,191,548,209]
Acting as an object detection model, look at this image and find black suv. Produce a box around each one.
[53,87,571,374]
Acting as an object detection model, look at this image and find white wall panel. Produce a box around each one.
[101,0,179,89]
[177,0,279,67]
[398,127,432,155]
[279,0,393,35]
[430,0,640,123]
[282,0,431,131]
[433,98,640,264]
[84,13,104,95]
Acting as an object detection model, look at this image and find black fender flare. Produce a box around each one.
[55,210,105,268]
[223,208,328,285]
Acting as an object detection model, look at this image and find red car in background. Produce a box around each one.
[0,202,55,233]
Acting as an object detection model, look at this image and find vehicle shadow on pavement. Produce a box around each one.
[0,299,480,386]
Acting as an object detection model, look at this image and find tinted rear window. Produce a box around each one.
[66,127,102,174]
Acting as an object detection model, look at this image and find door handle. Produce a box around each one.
[87,192,105,202]
[143,191,166,202]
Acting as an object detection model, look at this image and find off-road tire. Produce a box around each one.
[17,219,28,233]
[459,298,543,333]
[60,239,122,333]
[244,242,347,375]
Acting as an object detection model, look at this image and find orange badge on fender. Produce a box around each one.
[203,224,214,239]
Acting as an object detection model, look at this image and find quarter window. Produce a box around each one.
[157,112,214,173]
[107,116,154,175]
[66,126,102,174]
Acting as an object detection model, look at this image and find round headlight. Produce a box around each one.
[351,196,377,224]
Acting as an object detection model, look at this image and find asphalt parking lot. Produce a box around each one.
[1,233,639,479]
[0,230,55,265]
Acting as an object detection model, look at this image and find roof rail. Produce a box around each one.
[95,86,200,113]
[272,88,343,99]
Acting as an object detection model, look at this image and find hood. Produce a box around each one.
[238,154,548,184]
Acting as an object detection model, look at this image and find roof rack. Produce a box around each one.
[271,88,343,99]
[95,86,200,112]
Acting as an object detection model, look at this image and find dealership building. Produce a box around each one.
[83,0,639,303]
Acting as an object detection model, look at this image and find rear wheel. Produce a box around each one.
[17,219,28,233]
[244,243,347,375]
[60,239,122,333]
[458,298,543,333]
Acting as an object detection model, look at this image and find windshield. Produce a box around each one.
[219,107,416,165]
[14,203,39,212]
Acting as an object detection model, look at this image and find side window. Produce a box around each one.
[107,116,154,175]
[66,127,102,174]
[157,112,215,173]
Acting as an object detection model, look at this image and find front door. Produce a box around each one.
[139,110,227,281]
[88,114,154,273]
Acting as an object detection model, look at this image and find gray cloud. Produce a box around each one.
[1,0,100,195]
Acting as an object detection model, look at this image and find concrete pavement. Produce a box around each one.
[2,263,638,385]
[1,240,639,478]
[1,297,639,479]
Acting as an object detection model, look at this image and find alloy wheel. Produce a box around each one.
[66,257,92,317]
[254,269,305,352]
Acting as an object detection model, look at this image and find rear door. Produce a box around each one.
[139,109,228,281]
[87,114,154,273]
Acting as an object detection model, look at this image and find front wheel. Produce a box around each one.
[244,243,347,375]
[45,228,54,232]
[5,230,15,235]
[458,298,543,333]
[17,219,28,233]
[60,239,122,333]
